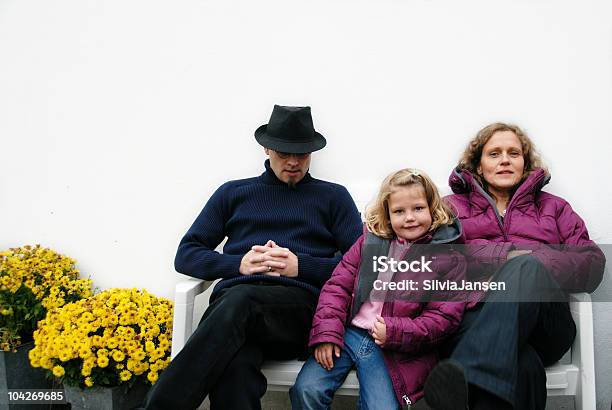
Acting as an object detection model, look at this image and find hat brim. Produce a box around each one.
[254,124,326,154]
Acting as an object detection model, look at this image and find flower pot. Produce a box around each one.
[0,341,53,410]
[64,382,150,410]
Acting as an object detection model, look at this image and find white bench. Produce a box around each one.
[171,278,596,409]
[170,193,596,409]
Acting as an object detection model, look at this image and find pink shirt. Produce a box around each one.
[351,237,412,331]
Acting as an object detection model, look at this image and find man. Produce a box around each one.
[142,105,363,410]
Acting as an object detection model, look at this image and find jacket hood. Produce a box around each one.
[430,217,463,244]
[449,167,550,197]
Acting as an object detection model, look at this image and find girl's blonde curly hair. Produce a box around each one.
[365,168,455,239]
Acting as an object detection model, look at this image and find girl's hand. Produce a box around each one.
[372,316,387,346]
[314,343,341,370]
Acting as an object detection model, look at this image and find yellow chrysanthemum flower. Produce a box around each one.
[147,371,159,383]
[1,245,92,351]
[112,350,125,362]
[31,288,173,387]
[120,370,132,381]
[97,356,109,368]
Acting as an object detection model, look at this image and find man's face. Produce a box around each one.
[265,148,312,187]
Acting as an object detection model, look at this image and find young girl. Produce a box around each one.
[290,168,467,409]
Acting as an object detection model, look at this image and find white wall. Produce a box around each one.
[1,0,611,407]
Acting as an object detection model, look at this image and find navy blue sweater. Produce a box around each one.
[175,160,363,296]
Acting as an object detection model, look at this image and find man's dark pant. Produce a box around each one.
[142,283,318,410]
[441,256,577,409]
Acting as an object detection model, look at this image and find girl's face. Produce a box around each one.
[388,184,432,242]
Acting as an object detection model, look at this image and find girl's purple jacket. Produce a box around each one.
[309,220,467,405]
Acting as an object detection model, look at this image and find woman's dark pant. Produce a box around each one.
[141,283,318,410]
[441,256,577,409]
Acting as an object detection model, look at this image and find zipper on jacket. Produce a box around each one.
[380,242,411,318]
[383,250,413,410]
[468,169,548,243]
[501,173,544,238]
[473,183,508,241]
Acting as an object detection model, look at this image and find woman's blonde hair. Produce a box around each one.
[365,168,455,239]
[458,122,547,187]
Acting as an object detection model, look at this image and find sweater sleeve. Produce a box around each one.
[530,201,605,293]
[174,184,243,281]
[309,235,365,348]
[384,250,467,354]
[297,185,363,287]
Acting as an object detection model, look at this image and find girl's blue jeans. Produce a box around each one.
[290,327,399,410]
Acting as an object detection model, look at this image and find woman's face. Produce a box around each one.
[478,130,525,197]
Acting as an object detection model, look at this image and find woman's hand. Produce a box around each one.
[507,249,532,260]
[372,315,387,346]
[314,343,341,370]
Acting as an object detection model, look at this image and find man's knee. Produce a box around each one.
[212,285,259,315]
[196,285,261,336]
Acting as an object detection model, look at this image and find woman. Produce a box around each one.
[423,123,605,410]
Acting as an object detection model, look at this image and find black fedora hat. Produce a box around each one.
[255,105,326,154]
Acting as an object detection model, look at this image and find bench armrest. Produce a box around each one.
[171,278,214,359]
[568,292,596,410]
